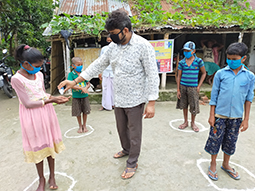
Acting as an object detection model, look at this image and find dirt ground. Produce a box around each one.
[1,91,255,191]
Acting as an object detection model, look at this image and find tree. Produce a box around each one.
[0,0,55,54]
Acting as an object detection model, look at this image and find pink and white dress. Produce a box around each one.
[11,71,65,164]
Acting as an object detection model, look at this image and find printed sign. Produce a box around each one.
[149,39,174,73]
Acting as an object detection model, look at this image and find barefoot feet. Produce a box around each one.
[36,177,45,191]
[48,176,58,190]
[77,126,83,133]
[82,124,88,133]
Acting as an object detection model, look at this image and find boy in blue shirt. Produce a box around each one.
[205,42,255,181]
[176,41,206,132]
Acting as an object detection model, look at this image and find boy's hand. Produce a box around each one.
[177,91,181,99]
[239,119,249,132]
[81,87,89,94]
[208,115,215,127]
[86,82,91,88]
[197,86,200,93]
[98,73,102,81]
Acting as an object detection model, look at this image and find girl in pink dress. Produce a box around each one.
[12,44,70,191]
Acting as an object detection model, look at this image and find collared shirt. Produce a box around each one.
[178,56,204,87]
[100,45,114,78]
[80,33,159,108]
[68,70,88,98]
[210,65,255,118]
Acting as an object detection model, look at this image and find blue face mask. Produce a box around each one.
[74,65,83,73]
[20,61,41,74]
[226,57,244,69]
[183,51,193,59]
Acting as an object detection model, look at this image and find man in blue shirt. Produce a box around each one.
[205,42,255,181]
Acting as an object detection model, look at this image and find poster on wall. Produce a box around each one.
[149,39,174,73]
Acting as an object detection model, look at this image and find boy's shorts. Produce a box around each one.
[72,97,91,116]
[204,117,242,155]
[176,85,200,115]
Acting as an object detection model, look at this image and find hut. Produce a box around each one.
[43,0,255,94]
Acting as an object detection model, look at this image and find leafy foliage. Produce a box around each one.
[42,12,108,40]
[131,0,255,29]
[0,0,55,55]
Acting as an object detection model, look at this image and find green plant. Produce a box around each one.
[130,0,255,29]
[41,12,108,40]
[1,0,55,54]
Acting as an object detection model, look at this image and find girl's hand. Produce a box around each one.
[208,115,215,127]
[58,80,76,93]
[239,119,249,132]
[52,96,71,104]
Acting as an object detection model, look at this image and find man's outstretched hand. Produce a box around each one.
[58,80,76,93]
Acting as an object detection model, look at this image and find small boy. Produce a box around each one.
[68,57,91,133]
[176,41,206,132]
[205,42,255,181]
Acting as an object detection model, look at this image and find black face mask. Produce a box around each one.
[110,29,126,44]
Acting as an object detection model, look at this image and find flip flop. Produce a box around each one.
[191,123,199,132]
[221,166,240,180]
[178,123,188,129]
[113,151,128,158]
[208,166,218,181]
[121,164,138,179]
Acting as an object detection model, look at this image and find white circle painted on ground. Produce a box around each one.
[23,171,77,191]
[197,158,255,191]
[169,119,209,133]
[64,125,94,139]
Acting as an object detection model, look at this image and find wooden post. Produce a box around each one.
[161,33,169,89]
[62,41,67,78]
[238,31,244,43]
[65,40,71,79]
[220,34,227,68]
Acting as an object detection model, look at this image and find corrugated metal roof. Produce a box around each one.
[58,0,132,16]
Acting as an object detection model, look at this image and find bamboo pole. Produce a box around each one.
[161,33,170,89]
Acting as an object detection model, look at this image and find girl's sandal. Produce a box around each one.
[113,151,128,158]
[121,164,138,179]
